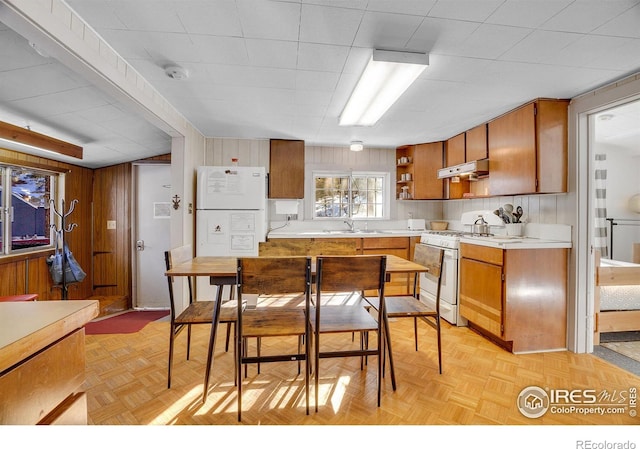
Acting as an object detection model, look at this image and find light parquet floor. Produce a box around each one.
[83,318,640,426]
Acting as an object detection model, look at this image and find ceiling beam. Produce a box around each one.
[0,120,83,159]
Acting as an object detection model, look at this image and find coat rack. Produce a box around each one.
[50,198,78,300]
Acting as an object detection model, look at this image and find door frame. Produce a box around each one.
[570,74,640,353]
[131,161,171,309]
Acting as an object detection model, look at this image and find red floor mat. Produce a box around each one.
[85,310,169,335]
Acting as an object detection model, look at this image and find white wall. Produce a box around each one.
[596,142,640,262]
[202,139,443,225]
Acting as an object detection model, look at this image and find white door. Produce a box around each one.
[134,163,171,309]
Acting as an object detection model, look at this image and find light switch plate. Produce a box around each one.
[107,220,116,230]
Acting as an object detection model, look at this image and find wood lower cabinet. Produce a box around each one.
[260,236,414,295]
[361,236,411,295]
[459,243,568,353]
[0,300,98,424]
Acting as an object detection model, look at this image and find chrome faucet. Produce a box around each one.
[343,218,355,231]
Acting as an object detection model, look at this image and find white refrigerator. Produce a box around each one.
[195,165,266,300]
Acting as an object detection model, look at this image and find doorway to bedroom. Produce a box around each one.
[589,98,640,375]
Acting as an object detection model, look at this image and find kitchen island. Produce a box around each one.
[263,229,425,295]
[0,299,99,424]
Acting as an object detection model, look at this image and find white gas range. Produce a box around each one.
[418,230,469,326]
[417,211,504,326]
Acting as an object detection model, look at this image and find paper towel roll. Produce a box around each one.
[275,200,298,215]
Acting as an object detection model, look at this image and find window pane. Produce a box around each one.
[11,169,51,250]
[314,176,349,217]
[314,173,386,219]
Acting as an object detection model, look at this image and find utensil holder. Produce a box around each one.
[505,223,524,236]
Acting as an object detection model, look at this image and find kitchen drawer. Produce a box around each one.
[362,237,409,250]
[0,328,86,424]
[460,243,503,265]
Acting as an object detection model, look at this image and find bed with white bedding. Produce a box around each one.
[594,252,640,344]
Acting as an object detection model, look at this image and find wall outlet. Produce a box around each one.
[107,220,116,230]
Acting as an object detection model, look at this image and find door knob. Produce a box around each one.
[136,240,145,251]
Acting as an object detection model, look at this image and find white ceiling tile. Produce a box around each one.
[296,42,350,72]
[499,30,582,63]
[176,0,243,36]
[408,17,480,54]
[592,3,640,38]
[108,0,186,33]
[486,0,572,28]
[295,70,340,91]
[427,0,503,22]
[300,3,364,45]
[451,23,533,59]
[2,0,640,168]
[352,11,424,49]
[541,0,640,33]
[366,0,436,16]
[546,35,640,71]
[189,34,250,65]
[245,39,298,69]
[236,0,301,40]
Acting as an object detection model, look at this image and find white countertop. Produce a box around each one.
[0,300,99,373]
[460,235,572,249]
[267,229,426,238]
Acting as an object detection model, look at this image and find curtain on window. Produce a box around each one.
[594,153,608,258]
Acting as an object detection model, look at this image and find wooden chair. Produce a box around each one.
[366,244,444,374]
[313,255,387,410]
[235,256,312,421]
[164,245,237,389]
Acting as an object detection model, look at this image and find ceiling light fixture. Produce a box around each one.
[164,65,189,80]
[0,121,83,159]
[339,50,429,127]
[350,140,364,152]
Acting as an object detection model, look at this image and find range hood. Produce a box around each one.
[437,159,489,180]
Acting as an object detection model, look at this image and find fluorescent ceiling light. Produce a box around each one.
[339,50,429,127]
[0,120,83,159]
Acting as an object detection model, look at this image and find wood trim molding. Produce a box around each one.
[0,121,82,159]
[0,155,71,173]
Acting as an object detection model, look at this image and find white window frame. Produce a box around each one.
[311,170,390,221]
[0,164,58,256]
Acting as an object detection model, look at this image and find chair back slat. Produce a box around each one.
[238,257,311,295]
[414,244,443,280]
[316,255,386,292]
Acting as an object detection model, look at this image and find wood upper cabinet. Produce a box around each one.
[414,142,445,199]
[459,243,568,353]
[488,99,568,196]
[445,132,465,166]
[395,145,415,200]
[465,123,488,161]
[269,139,305,199]
[445,133,467,200]
[396,142,444,200]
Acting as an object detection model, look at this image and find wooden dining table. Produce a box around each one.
[165,254,429,402]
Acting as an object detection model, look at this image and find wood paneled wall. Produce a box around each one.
[92,163,131,308]
[0,148,93,300]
